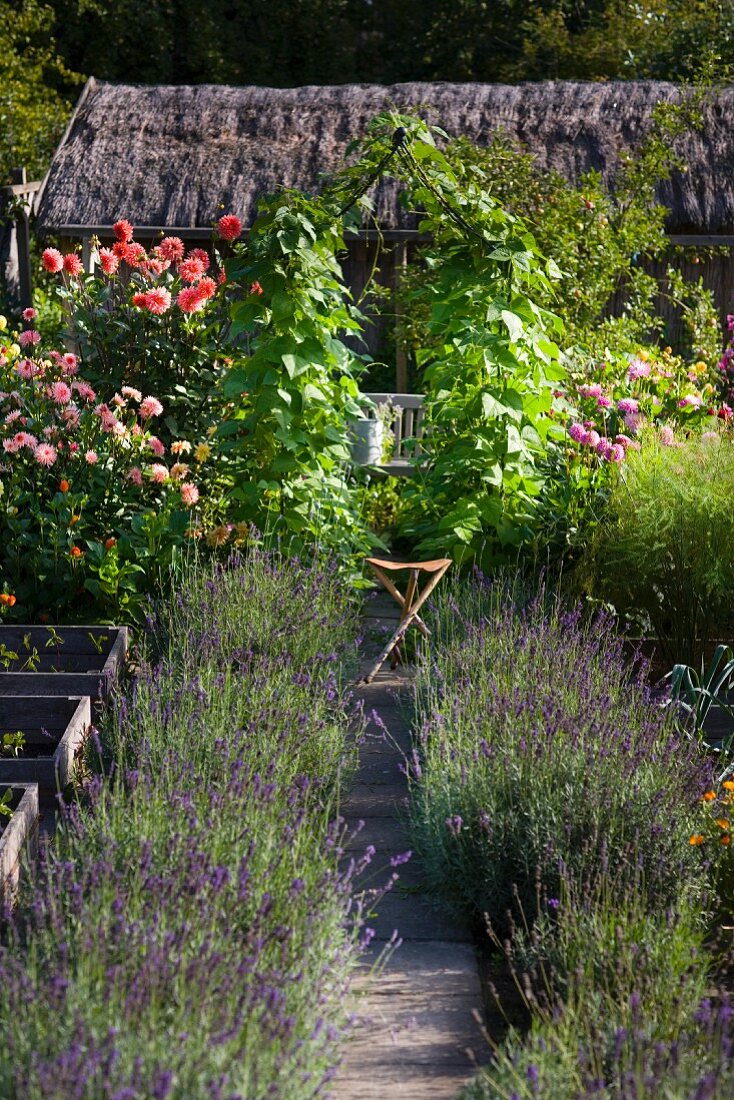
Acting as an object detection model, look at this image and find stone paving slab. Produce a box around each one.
[334,1064,479,1100]
[332,651,488,1098]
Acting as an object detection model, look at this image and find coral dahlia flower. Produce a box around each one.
[179,257,207,284]
[156,236,185,262]
[63,254,84,277]
[195,276,217,302]
[144,288,172,315]
[113,219,134,242]
[186,248,210,270]
[177,286,206,313]
[217,214,242,241]
[99,248,119,276]
[41,248,64,274]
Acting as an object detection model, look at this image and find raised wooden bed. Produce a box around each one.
[0,696,91,792]
[0,626,127,698]
[0,783,38,907]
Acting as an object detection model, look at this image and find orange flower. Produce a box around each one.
[716,819,730,830]
[722,834,732,846]
[689,834,706,845]
[702,791,717,802]
[59,479,70,493]
[0,594,16,607]
[70,514,80,526]
[69,546,83,559]
[724,781,734,791]
[104,537,116,551]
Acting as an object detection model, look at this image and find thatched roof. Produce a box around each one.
[34,77,734,237]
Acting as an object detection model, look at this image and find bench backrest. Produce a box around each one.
[364,393,426,459]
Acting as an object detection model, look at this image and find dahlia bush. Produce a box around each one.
[40,215,243,440]
[0,315,219,622]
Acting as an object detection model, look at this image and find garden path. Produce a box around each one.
[331,592,487,1099]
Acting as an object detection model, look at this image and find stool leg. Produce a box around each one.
[391,568,418,669]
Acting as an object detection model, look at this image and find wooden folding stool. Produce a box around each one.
[363,557,452,683]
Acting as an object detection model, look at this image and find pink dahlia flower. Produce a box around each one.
[127,466,143,485]
[34,443,57,467]
[568,423,586,443]
[50,381,72,405]
[18,330,41,347]
[21,308,36,322]
[150,463,168,484]
[180,482,200,506]
[85,450,98,464]
[73,381,96,402]
[148,435,166,458]
[140,396,163,419]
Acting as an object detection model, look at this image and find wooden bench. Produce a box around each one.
[363,393,425,476]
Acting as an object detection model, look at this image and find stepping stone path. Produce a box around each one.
[332,592,487,1099]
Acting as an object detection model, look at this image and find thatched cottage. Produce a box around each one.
[31,77,734,371]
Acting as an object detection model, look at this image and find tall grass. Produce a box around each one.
[581,431,734,664]
[0,551,366,1099]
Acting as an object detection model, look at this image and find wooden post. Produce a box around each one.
[11,168,32,310]
[81,235,93,274]
[394,239,408,393]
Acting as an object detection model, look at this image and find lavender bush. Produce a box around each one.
[0,551,367,1098]
[410,576,734,1097]
[410,577,712,930]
